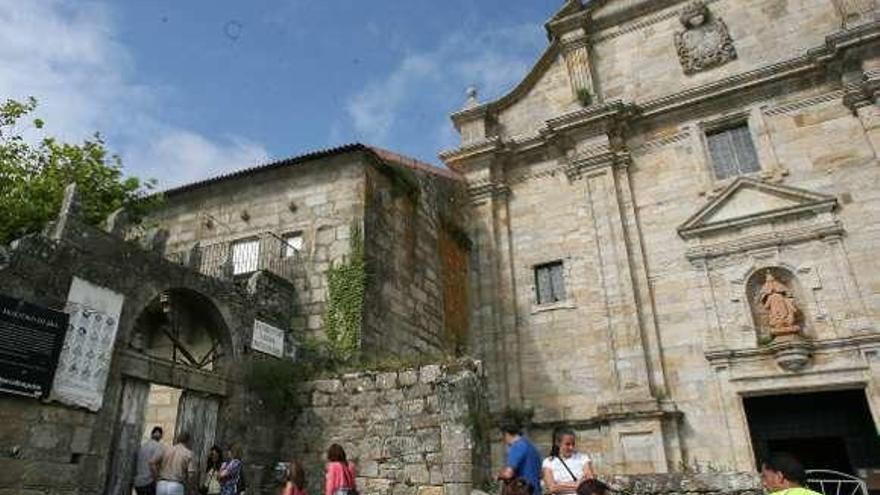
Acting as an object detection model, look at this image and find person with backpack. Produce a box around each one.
[542,428,595,494]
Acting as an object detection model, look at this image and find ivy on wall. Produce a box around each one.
[324,222,366,362]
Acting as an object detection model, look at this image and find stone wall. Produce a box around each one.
[0,204,295,494]
[362,158,469,355]
[607,473,762,495]
[284,360,488,495]
[154,150,366,343]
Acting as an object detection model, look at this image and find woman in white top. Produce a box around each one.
[542,428,595,494]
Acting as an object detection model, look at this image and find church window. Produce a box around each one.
[706,123,760,180]
[535,261,566,305]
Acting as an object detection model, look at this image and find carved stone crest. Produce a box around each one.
[674,1,737,75]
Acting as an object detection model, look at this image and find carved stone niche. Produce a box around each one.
[674,0,737,75]
[746,267,809,344]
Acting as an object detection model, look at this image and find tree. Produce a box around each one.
[0,97,158,244]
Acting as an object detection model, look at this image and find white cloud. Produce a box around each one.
[0,0,268,188]
[345,23,545,147]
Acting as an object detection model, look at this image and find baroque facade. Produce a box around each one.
[441,0,880,477]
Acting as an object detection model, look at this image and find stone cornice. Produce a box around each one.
[685,221,845,261]
[544,99,638,134]
[467,180,510,204]
[438,137,505,170]
[564,150,630,181]
[705,333,880,365]
[448,41,561,128]
[530,398,682,429]
[441,22,880,173]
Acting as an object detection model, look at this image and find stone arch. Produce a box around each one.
[129,287,237,372]
[746,266,811,342]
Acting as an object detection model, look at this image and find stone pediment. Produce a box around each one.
[678,178,838,239]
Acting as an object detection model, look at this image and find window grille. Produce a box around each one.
[535,261,566,305]
[231,238,260,274]
[706,123,760,180]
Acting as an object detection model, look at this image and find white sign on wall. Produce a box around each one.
[51,277,125,411]
[252,320,285,358]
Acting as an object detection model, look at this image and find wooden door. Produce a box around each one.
[175,390,220,480]
[106,378,150,495]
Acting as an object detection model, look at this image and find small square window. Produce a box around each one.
[706,123,760,180]
[282,232,303,258]
[535,261,566,305]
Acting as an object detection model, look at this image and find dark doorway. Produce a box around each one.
[744,389,880,475]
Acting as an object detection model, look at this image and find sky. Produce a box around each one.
[0,0,567,188]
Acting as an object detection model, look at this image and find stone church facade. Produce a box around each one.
[441,0,880,477]
[3,1,880,493]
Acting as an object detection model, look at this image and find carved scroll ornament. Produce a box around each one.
[674,1,737,75]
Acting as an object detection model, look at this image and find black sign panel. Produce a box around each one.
[0,294,68,399]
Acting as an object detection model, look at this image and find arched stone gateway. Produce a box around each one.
[0,188,296,494]
[106,288,236,495]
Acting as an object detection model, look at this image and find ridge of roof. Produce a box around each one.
[161,143,461,197]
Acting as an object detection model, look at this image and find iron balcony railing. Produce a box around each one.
[167,232,302,282]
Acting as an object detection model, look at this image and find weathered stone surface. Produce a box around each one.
[285,362,486,495]
[442,0,880,479]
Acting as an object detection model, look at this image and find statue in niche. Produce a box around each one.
[758,271,802,339]
[674,0,737,75]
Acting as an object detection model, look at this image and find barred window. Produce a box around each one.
[535,261,566,305]
[706,124,760,180]
[282,232,303,258]
[231,238,260,274]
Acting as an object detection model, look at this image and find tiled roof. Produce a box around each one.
[161,143,462,197]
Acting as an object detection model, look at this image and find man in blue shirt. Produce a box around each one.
[498,420,543,495]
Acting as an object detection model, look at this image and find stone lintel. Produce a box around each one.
[116,350,229,396]
[685,222,844,261]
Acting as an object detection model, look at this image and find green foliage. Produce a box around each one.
[576,88,593,106]
[0,97,158,244]
[323,223,366,362]
[244,358,308,416]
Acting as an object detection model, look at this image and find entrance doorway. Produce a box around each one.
[143,384,182,447]
[106,288,231,495]
[744,389,880,476]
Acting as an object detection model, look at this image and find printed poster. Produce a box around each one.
[51,277,125,411]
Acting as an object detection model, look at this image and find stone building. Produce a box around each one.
[152,144,470,356]
[441,0,880,478]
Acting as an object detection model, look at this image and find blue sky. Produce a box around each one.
[0,0,565,187]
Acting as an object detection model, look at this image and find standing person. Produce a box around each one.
[282,459,307,495]
[150,431,196,495]
[134,426,166,495]
[497,420,543,495]
[324,444,357,495]
[219,444,244,495]
[760,453,822,495]
[201,445,223,495]
[542,428,596,494]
